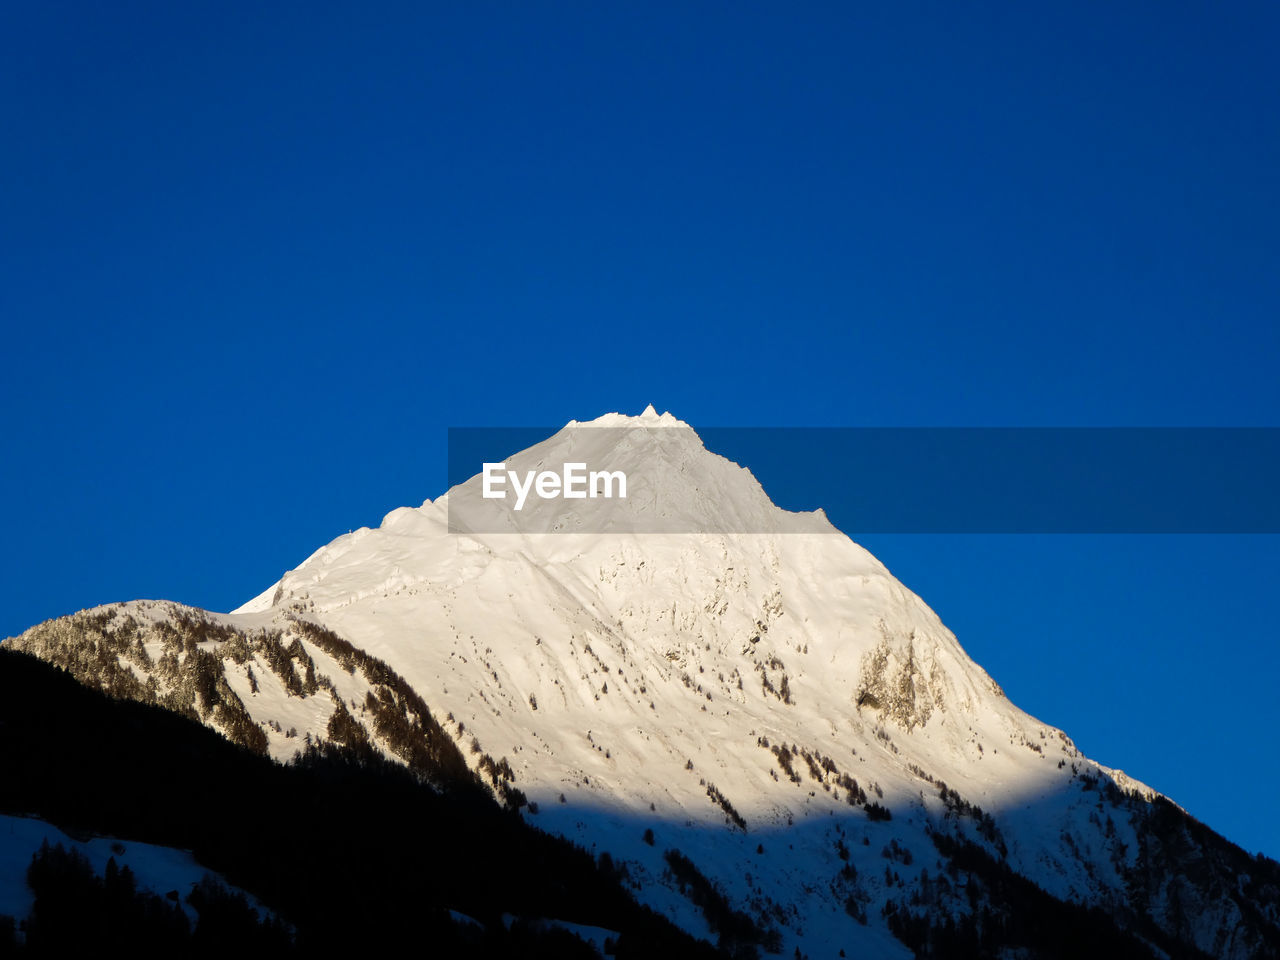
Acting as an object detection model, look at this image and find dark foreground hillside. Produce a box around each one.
[0,648,716,958]
[3,641,1278,959]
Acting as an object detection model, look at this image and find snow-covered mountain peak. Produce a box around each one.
[229,418,1053,789]
[572,404,682,427]
[15,411,1275,959]
[445,411,831,537]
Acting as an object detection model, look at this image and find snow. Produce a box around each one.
[6,408,1180,955]
[0,813,262,925]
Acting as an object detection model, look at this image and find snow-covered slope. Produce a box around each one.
[9,408,1278,958]
[0,814,267,927]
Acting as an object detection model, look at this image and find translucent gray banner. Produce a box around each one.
[447,427,1280,534]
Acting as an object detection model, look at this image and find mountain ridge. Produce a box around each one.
[6,409,1278,958]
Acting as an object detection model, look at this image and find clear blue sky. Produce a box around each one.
[2,4,1277,856]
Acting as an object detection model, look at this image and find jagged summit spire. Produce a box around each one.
[640,403,659,419]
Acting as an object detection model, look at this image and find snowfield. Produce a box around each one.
[8,407,1271,958]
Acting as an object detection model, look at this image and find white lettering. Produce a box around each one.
[535,470,561,499]
[482,463,506,500]
[590,470,627,499]
[509,469,536,511]
[481,463,627,510]
[562,462,587,499]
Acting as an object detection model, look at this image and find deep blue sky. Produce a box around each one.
[3,4,1277,856]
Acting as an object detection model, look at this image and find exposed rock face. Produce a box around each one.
[8,411,1280,958]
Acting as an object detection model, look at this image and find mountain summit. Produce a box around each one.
[9,410,1278,958]
[441,409,832,535]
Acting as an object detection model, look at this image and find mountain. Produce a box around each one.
[6,408,1279,958]
[0,643,712,956]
